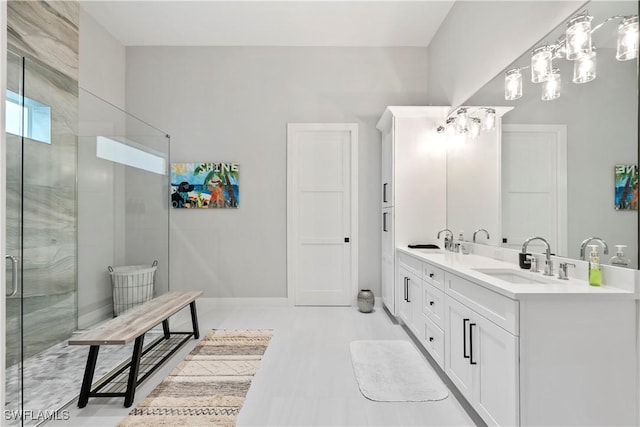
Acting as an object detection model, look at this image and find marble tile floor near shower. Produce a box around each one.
[48,303,480,427]
[5,330,162,427]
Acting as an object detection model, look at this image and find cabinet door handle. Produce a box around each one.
[429,337,434,342]
[383,183,388,203]
[429,273,435,278]
[463,318,470,359]
[469,323,477,365]
[429,301,434,306]
[406,278,411,303]
[383,212,388,232]
[404,277,408,302]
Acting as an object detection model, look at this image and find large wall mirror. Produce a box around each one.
[447,0,639,268]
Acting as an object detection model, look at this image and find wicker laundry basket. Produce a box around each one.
[108,260,157,316]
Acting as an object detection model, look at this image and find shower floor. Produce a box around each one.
[5,329,162,427]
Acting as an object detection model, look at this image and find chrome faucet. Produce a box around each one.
[472,228,490,243]
[437,228,454,251]
[579,237,609,260]
[522,236,554,276]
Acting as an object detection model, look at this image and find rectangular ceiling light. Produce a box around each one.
[96,136,166,175]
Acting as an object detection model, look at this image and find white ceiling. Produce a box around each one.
[80,1,456,47]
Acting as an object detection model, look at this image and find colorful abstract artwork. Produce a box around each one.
[615,164,638,210]
[171,162,239,209]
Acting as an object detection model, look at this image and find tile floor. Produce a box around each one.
[36,300,481,426]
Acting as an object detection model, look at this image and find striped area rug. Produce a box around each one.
[118,329,273,426]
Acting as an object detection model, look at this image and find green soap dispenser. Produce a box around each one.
[588,245,602,286]
[609,245,631,268]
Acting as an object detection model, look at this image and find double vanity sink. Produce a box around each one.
[405,248,635,299]
[394,246,638,426]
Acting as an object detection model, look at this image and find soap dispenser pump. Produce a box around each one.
[588,245,602,286]
[458,231,470,254]
[609,245,631,268]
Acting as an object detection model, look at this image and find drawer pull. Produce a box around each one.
[463,318,470,359]
[469,323,477,365]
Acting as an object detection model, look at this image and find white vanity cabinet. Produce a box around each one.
[397,248,638,427]
[444,274,519,427]
[377,106,449,316]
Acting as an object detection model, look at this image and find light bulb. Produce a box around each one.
[483,108,496,131]
[573,47,596,84]
[566,13,593,60]
[542,68,561,101]
[531,46,553,83]
[505,69,522,100]
[617,15,639,61]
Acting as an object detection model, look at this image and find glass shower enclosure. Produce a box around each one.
[5,51,169,425]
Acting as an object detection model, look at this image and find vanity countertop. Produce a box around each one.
[398,247,638,300]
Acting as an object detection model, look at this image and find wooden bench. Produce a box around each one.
[69,290,203,408]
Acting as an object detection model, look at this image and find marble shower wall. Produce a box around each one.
[6,0,79,364]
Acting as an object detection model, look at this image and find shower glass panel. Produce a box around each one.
[5,53,169,425]
[5,49,24,424]
[77,88,170,329]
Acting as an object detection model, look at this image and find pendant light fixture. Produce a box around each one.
[531,46,553,83]
[469,118,481,139]
[573,47,597,84]
[456,108,468,133]
[504,9,637,102]
[616,15,639,61]
[566,13,593,60]
[483,108,496,131]
[541,68,561,101]
[505,69,523,100]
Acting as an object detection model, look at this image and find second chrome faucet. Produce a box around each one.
[522,236,554,276]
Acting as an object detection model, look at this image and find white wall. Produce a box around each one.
[78,9,127,326]
[427,1,586,108]
[79,8,125,108]
[125,46,428,298]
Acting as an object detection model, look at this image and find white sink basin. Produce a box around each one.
[472,268,555,284]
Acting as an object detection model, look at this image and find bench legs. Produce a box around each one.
[78,345,100,408]
[190,301,200,339]
[76,301,200,408]
[124,335,145,407]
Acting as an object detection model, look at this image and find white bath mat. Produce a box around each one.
[350,340,449,402]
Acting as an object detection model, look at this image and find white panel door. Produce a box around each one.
[501,125,567,255]
[287,124,358,306]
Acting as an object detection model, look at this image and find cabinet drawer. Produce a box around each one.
[422,315,445,370]
[422,282,445,329]
[445,272,519,335]
[423,263,444,291]
[398,252,423,277]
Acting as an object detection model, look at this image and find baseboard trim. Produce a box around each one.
[196,297,291,307]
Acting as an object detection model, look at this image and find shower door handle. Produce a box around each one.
[5,255,18,297]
